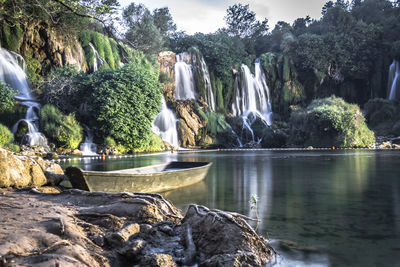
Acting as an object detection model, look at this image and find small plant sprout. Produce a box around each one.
[250,194,260,230]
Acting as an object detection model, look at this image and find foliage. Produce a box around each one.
[289,96,375,147]
[0,0,118,35]
[0,22,23,52]
[225,4,268,39]
[0,82,17,113]
[86,62,162,151]
[40,66,83,114]
[104,136,116,148]
[40,104,83,149]
[122,3,176,54]
[364,98,400,135]
[0,123,14,148]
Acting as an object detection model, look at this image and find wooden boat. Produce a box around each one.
[65,161,212,193]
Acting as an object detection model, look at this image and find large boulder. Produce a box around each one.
[0,148,65,187]
[289,96,375,147]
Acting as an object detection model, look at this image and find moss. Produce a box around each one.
[216,78,224,111]
[289,96,375,147]
[25,51,43,87]
[79,31,122,71]
[282,56,291,82]
[1,22,24,52]
[0,123,14,147]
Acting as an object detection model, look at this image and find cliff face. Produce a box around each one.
[1,22,87,83]
[158,51,176,103]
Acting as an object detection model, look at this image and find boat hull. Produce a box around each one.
[65,161,212,193]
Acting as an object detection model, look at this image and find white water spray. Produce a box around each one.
[0,47,48,148]
[231,59,273,144]
[152,97,179,147]
[388,60,400,100]
[175,52,196,100]
[199,55,216,111]
[89,43,105,72]
[80,125,97,156]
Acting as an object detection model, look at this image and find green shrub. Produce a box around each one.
[87,62,162,151]
[289,96,375,147]
[0,81,17,113]
[364,98,400,136]
[1,23,24,52]
[0,123,14,147]
[40,105,83,149]
[104,136,116,148]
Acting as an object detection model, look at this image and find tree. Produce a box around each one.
[224,4,268,39]
[122,3,176,54]
[87,62,162,151]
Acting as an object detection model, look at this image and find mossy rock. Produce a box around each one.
[289,96,375,148]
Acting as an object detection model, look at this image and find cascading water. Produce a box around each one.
[89,43,105,72]
[231,58,273,145]
[0,47,48,148]
[175,52,196,100]
[152,97,179,147]
[80,125,97,155]
[199,55,216,111]
[388,60,400,100]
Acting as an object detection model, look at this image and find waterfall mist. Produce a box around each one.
[152,97,179,148]
[388,60,400,100]
[0,47,48,148]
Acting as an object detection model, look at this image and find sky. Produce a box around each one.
[118,0,329,34]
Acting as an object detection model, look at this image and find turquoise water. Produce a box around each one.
[60,150,400,266]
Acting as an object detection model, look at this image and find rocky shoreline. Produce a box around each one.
[0,147,275,266]
[0,188,275,266]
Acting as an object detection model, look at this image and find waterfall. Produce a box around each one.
[175,52,196,100]
[152,97,179,147]
[89,43,105,72]
[80,125,97,155]
[231,58,273,145]
[199,55,216,111]
[0,47,48,148]
[388,60,400,100]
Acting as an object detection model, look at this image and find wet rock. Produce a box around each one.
[176,101,204,135]
[118,239,145,258]
[141,253,177,267]
[378,141,392,149]
[178,119,196,147]
[182,205,275,266]
[105,223,140,247]
[71,149,83,156]
[91,234,105,247]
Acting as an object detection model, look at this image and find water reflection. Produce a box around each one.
[60,150,400,266]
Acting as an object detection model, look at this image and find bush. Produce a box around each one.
[364,98,400,136]
[0,123,14,147]
[0,81,17,113]
[87,62,162,151]
[40,66,83,114]
[40,105,83,149]
[289,96,375,147]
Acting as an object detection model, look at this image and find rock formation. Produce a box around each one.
[0,148,65,187]
[0,189,276,266]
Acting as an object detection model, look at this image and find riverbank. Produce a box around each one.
[0,187,275,266]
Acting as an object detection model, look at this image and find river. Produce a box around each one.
[60,149,400,266]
